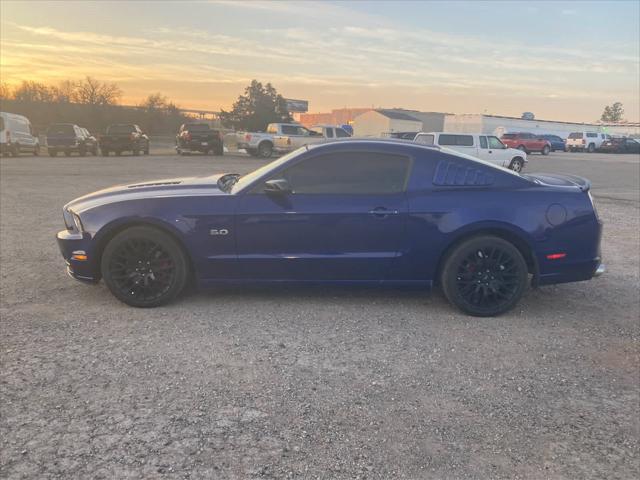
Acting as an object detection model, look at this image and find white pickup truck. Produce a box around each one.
[236,123,303,158]
[414,132,528,172]
[273,124,351,154]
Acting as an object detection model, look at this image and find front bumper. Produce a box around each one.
[56,229,100,283]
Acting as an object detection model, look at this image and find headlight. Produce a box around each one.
[64,209,84,233]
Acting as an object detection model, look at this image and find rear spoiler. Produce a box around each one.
[524,173,591,192]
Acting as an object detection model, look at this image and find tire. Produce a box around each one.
[541,145,550,155]
[33,144,40,156]
[48,149,58,157]
[214,145,224,156]
[587,143,595,153]
[133,150,140,156]
[258,141,273,158]
[115,150,121,156]
[11,144,20,157]
[64,150,71,157]
[101,149,110,156]
[441,235,528,317]
[144,146,149,155]
[509,157,525,172]
[92,146,98,156]
[79,147,86,157]
[516,144,527,153]
[101,226,189,308]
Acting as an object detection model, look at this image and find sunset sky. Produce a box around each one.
[1,0,639,122]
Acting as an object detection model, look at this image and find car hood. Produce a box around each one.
[65,174,228,213]
[506,147,527,159]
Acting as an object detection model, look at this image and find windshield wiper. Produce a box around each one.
[217,173,241,192]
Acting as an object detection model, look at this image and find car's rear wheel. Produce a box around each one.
[33,144,40,156]
[258,141,273,158]
[101,226,188,307]
[509,157,525,172]
[516,144,527,153]
[541,145,550,155]
[64,150,71,157]
[214,145,224,156]
[48,149,58,157]
[440,235,528,317]
[101,149,110,156]
[587,143,596,153]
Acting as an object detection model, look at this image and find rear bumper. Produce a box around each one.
[177,139,221,152]
[56,230,100,283]
[537,257,603,286]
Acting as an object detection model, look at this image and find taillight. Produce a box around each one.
[245,134,251,141]
[582,139,586,144]
[546,253,567,260]
[185,132,192,141]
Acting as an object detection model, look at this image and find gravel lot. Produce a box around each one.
[1,149,639,479]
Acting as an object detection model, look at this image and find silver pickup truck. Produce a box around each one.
[274,124,351,154]
[236,123,304,158]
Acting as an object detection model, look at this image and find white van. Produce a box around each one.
[566,132,608,152]
[0,112,40,156]
[414,132,527,172]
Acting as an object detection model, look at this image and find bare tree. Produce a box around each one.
[0,82,12,100]
[12,81,54,103]
[51,80,79,103]
[140,92,168,111]
[74,76,122,106]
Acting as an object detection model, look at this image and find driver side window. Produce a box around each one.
[257,152,411,195]
[488,136,504,149]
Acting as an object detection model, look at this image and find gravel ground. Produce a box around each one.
[1,150,638,479]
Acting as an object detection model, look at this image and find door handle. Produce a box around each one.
[368,207,399,217]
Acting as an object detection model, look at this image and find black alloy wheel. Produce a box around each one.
[441,236,528,317]
[102,226,188,307]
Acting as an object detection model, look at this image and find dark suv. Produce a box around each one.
[176,123,224,155]
[47,124,98,156]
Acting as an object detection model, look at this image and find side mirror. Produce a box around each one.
[264,178,292,194]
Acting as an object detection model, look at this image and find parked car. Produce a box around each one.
[414,132,527,171]
[566,132,608,153]
[0,112,40,156]
[176,123,223,156]
[46,123,98,156]
[500,132,551,155]
[598,137,640,154]
[55,140,604,316]
[274,124,351,154]
[236,123,302,158]
[541,134,567,152]
[99,124,149,156]
[80,128,99,155]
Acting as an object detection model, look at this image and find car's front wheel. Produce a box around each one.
[587,143,596,153]
[440,235,528,317]
[541,145,550,155]
[101,226,189,307]
[509,157,525,172]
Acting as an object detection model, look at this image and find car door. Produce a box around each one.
[235,150,411,281]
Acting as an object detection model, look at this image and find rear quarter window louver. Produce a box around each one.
[433,160,495,186]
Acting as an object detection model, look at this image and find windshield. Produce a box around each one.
[47,124,75,136]
[568,132,582,139]
[231,147,307,193]
[501,133,517,139]
[107,124,136,134]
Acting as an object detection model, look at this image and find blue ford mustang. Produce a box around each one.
[56,140,604,316]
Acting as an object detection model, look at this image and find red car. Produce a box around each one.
[500,132,551,155]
